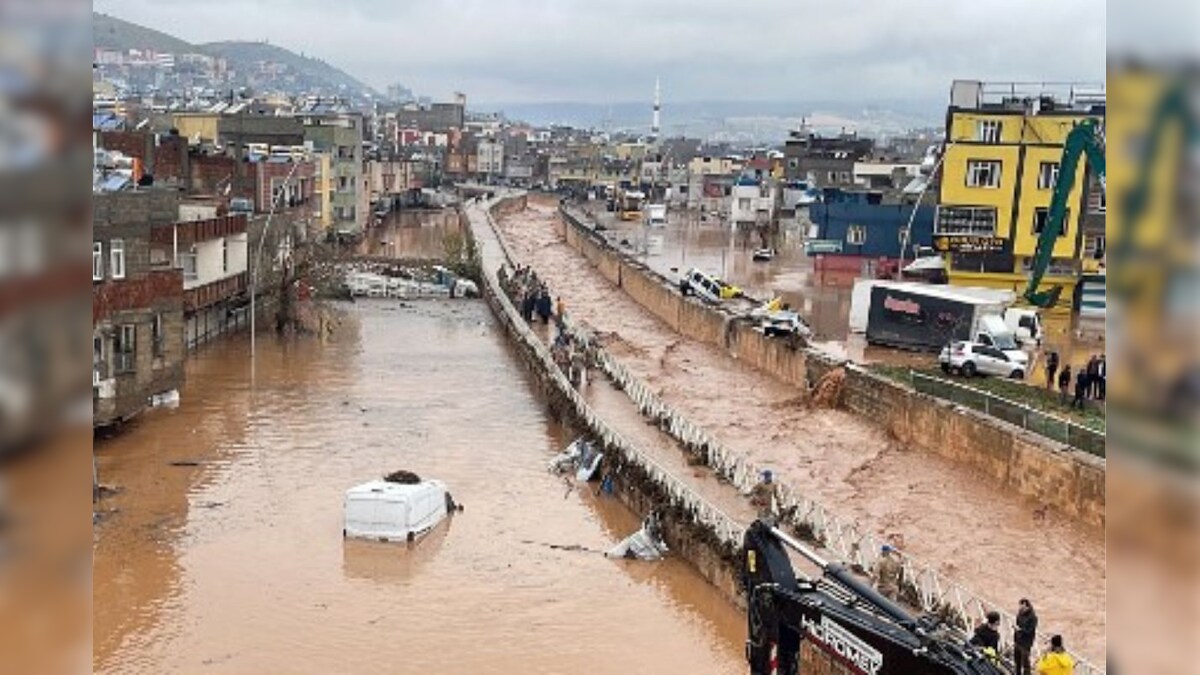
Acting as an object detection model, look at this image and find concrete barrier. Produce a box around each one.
[469,195,745,604]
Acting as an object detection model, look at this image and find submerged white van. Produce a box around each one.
[343,479,451,543]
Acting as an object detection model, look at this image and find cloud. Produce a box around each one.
[94,0,1104,104]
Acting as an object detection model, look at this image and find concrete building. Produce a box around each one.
[729,178,778,230]
[935,79,1105,314]
[477,138,504,178]
[394,100,465,133]
[783,130,874,187]
[302,113,367,236]
[92,191,186,428]
[149,202,250,349]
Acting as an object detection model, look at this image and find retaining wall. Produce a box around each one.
[472,196,745,605]
[557,206,1104,528]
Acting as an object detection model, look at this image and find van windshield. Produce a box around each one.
[992,332,1018,350]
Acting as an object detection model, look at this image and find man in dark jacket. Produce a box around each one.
[1073,367,1089,409]
[1014,598,1039,675]
[1044,351,1059,390]
[970,611,1001,652]
[1058,365,1072,406]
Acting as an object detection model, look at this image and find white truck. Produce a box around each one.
[645,203,667,227]
[850,281,1037,354]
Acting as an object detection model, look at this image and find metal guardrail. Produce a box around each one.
[474,196,1103,675]
[910,372,1106,458]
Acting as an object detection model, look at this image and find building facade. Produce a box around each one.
[935,80,1105,313]
[92,191,186,428]
[303,113,366,236]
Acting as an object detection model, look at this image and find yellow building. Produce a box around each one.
[935,80,1105,315]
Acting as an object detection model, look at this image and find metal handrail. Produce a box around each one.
[909,371,1105,457]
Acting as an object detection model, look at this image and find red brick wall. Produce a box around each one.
[92,269,184,323]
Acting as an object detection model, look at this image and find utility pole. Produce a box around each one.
[250,159,303,359]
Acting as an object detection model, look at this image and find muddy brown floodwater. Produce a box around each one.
[93,300,744,674]
[497,199,1106,664]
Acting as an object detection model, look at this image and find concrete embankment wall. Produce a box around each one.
[557,207,1105,528]
[473,197,745,605]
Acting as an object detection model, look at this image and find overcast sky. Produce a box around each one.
[94,0,1105,105]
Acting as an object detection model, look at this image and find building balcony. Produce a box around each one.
[183,271,248,313]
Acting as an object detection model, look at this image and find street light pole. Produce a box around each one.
[898,141,952,270]
[250,159,303,360]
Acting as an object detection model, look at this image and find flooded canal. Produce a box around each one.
[496,200,1106,663]
[93,300,744,674]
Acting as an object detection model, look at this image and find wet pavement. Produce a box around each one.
[93,300,744,674]
[496,198,1106,663]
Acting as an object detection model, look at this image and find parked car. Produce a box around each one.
[938,341,1027,379]
[679,267,742,303]
[761,310,811,339]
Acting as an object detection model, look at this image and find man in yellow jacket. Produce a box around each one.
[1036,635,1075,675]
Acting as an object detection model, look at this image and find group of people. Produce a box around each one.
[968,603,1074,675]
[1044,351,1106,410]
[552,326,594,388]
[749,466,1077,674]
[500,264,556,325]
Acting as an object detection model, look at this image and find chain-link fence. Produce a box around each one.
[911,372,1105,457]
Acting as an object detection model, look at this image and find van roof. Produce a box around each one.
[870,281,1014,306]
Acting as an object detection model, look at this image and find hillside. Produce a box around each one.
[201,40,374,97]
[92,12,377,99]
[93,12,193,55]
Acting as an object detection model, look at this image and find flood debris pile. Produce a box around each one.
[342,262,479,299]
[383,469,422,484]
[606,513,669,561]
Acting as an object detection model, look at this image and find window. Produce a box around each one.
[92,242,104,281]
[152,313,165,358]
[976,119,1003,143]
[846,225,866,245]
[1032,207,1069,237]
[180,251,198,282]
[738,198,751,210]
[114,324,136,374]
[935,206,998,236]
[1037,162,1060,190]
[110,239,126,279]
[965,160,1001,188]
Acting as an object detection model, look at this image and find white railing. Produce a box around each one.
[475,195,1102,675]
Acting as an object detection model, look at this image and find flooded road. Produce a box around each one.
[93,300,744,674]
[497,200,1106,663]
[584,204,1102,370]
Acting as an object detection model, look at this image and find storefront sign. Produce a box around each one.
[933,235,1006,253]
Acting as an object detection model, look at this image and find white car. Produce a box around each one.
[938,341,1027,379]
[761,311,811,339]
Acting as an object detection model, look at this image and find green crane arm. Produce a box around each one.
[1024,118,1106,307]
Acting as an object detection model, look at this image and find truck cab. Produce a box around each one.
[973,315,1029,368]
[1003,308,1042,346]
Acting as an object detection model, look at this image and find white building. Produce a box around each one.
[729,179,778,229]
[477,138,504,177]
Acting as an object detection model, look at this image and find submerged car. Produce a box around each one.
[938,341,1027,379]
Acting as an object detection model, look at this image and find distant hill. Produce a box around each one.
[93,12,193,55]
[202,40,374,97]
[92,12,377,99]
